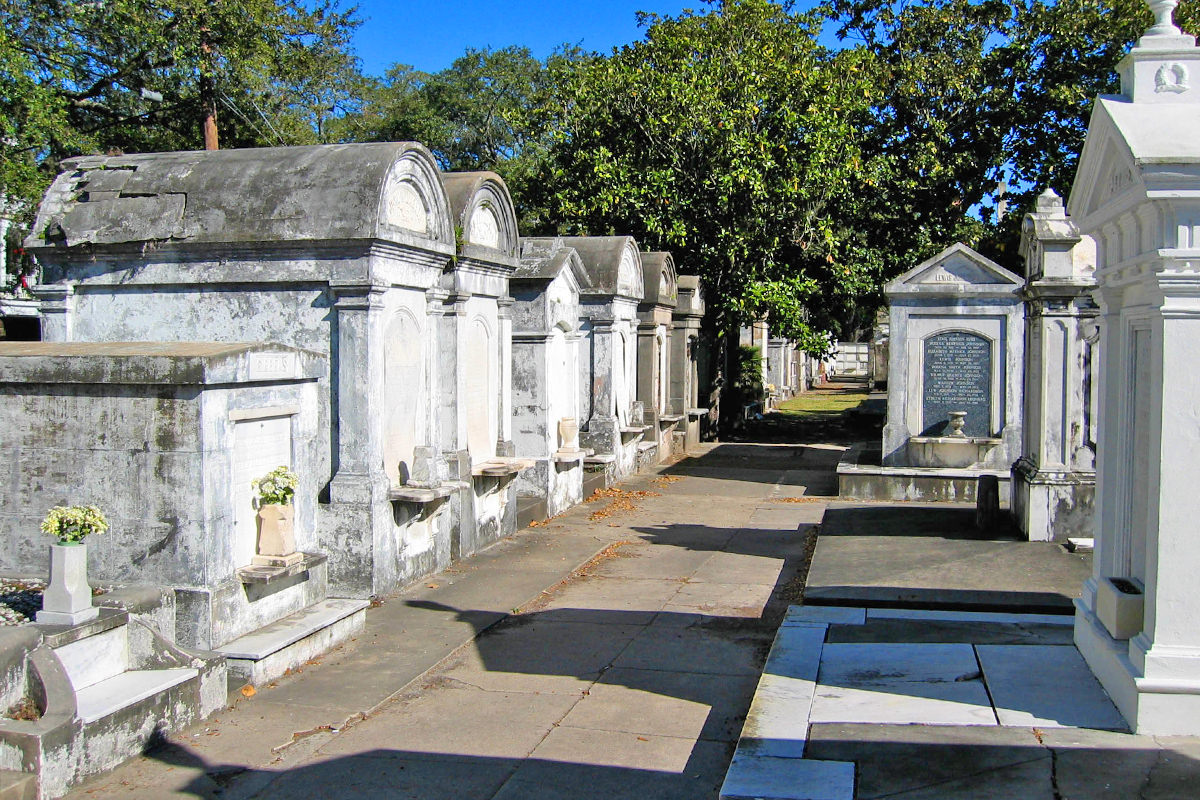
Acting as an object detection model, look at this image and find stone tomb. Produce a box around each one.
[560,236,647,485]
[1012,190,1099,543]
[636,252,680,466]
[882,243,1024,470]
[669,274,709,450]
[840,244,1024,502]
[24,143,473,600]
[1069,5,1200,734]
[510,238,591,522]
[437,172,528,557]
[0,342,367,677]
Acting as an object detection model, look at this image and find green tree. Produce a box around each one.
[350,46,582,231]
[546,0,883,353]
[0,0,361,215]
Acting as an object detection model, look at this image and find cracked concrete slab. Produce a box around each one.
[810,643,997,726]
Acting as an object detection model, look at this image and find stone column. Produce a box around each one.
[33,285,72,341]
[326,281,391,597]
[1071,1,1200,733]
[1012,190,1099,542]
[580,315,618,457]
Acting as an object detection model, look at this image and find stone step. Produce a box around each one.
[74,668,198,724]
[216,598,369,685]
[52,622,129,692]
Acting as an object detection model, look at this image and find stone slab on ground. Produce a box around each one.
[810,642,996,726]
[977,644,1127,730]
[720,753,854,800]
[804,501,1091,612]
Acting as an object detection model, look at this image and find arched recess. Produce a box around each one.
[383,308,425,485]
[613,330,629,425]
[465,316,498,459]
[657,328,669,413]
[441,172,520,259]
[377,145,455,246]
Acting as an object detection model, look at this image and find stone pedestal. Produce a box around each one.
[37,542,99,626]
[1069,5,1200,734]
[1012,190,1099,543]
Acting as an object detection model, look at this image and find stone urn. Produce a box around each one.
[946,411,968,438]
[254,504,301,566]
[559,417,580,450]
[37,542,99,626]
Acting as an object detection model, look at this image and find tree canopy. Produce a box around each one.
[6,0,1196,348]
[0,0,360,216]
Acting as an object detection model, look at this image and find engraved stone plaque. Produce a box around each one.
[922,332,992,437]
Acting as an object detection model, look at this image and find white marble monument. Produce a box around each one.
[1012,190,1099,543]
[1070,0,1200,734]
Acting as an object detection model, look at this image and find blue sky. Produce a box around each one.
[349,1,822,76]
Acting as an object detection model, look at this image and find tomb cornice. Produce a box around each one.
[329,281,387,311]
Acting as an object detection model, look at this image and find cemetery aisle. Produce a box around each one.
[66,440,838,799]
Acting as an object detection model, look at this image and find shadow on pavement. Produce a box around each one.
[819,503,1020,541]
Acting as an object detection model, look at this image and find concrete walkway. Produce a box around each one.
[68,441,838,799]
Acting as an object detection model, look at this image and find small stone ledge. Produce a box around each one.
[236,552,326,586]
[658,414,684,424]
[216,598,368,661]
[687,407,708,418]
[36,607,128,649]
[387,484,453,504]
[584,453,616,466]
[553,448,593,464]
[637,441,658,453]
[471,457,536,478]
[620,425,650,436]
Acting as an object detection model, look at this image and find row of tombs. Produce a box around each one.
[0,143,729,797]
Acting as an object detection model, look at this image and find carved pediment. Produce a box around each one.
[886,243,1021,294]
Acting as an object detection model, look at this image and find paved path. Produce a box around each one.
[69,441,839,799]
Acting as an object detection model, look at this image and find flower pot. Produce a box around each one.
[37,542,98,626]
[253,503,302,568]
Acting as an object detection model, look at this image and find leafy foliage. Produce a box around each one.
[40,505,108,543]
[546,0,885,349]
[0,0,360,215]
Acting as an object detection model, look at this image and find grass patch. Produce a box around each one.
[776,389,869,419]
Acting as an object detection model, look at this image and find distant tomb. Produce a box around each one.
[882,243,1024,472]
[840,243,1024,502]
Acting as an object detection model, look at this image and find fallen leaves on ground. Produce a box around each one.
[240,685,256,698]
[651,475,683,487]
[587,488,661,520]
[769,496,825,503]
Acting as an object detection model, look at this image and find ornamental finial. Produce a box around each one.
[1147,0,1182,37]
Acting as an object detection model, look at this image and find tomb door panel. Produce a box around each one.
[384,310,424,485]
[465,318,497,459]
[613,331,628,424]
[232,415,294,570]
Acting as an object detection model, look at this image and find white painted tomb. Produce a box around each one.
[559,236,647,484]
[439,172,528,556]
[881,243,1025,470]
[25,143,462,600]
[510,237,591,520]
[636,252,680,465]
[1012,190,1100,543]
[669,274,709,450]
[1069,1,1200,734]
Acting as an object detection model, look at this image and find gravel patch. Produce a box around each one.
[0,578,113,626]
